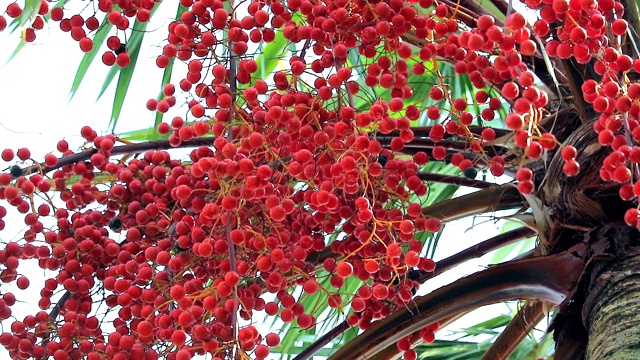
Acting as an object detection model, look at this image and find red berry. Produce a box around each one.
[505,113,524,130]
[116,53,131,67]
[612,19,628,36]
[386,243,402,257]
[269,206,286,221]
[1,149,14,162]
[6,3,22,18]
[526,141,543,159]
[501,82,519,99]
[171,330,187,346]
[336,262,353,278]
[561,146,577,161]
[569,27,587,43]
[424,217,441,232]
[265,332,280,347]
[170,285,185,300]
[102,51,116,66]
[16,276,29,289]
[517,180,534,194]
[372,284,389,299]
[477,15,495,30]
[562,160,580,177]
[405,251,420,267]
[516,168,533,181]
[539,133,557,150]
[404,349,418,360]
[613,165,631,183]
[17,148,30,160]
[398,220,414,234]
[625,208,639,226]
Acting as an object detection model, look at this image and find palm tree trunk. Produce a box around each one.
[585,254,640,360]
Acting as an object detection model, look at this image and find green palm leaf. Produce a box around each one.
[69,14,115,100]
[7,0,41,32]
[106,3,163,131]
[415,314,554,360]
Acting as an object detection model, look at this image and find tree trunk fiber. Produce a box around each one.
[586,254,640,360]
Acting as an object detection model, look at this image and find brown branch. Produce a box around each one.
[416,172,495,189]
[378,138,508,160]
[14,125,513,179]
[560,58,595,123]
[14,137,217,177]
[292,320,351,360]
[488,0,509,16]
[327,243,588,360]
[407,126,511,139]
[377,137,469,151]
[40,291,71,360]
[422,184,524,221]
[414,226,537,283]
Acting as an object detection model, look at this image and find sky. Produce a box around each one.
[0,5,541,359]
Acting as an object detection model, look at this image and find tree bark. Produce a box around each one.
[585,253,640,360]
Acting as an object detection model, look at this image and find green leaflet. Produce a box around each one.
[254,27,287,84]
[521,332,554,360]
[415,313,553,359]
[7,0,41,32]
[107,36,142,131]
[5,0,48,64]
[96,59,119,100]
[236,17,291,100]
[152,57,176,128]
[269,268,363,359]
[4,38,25,64]
[473,0,507,22]
[106,2,163,131]
[69,17,114,101]
[152,5,187,128]
[117,125,169,141]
